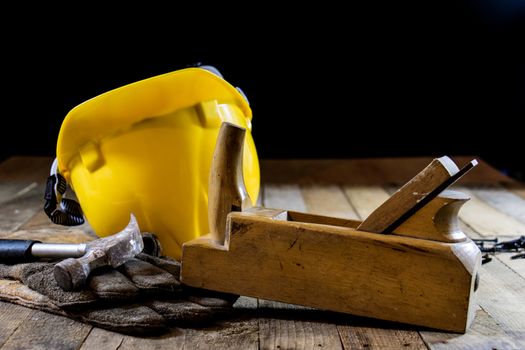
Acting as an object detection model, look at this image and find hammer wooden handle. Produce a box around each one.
[208,123,252,244]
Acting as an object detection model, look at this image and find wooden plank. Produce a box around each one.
[118,313,260,350]
[453,188,525,237]
[476,258,525,338]
[0,157,51,207]
[0,182,38,207]
[258,299,343,349]
[494,253,525,279]
[182,321,259,350]
[343,186,390,220]
[263,184,307,212]
[0,183,45,233]
[78,328,124,350]
[302,184,429,349]
[338,326,427,349]
[19,210,96,237]
[0,157,52,234]
[116,329,185,350]
[0,310,91,350]
[118,327,258,350]
[0,157,521,349]
[300,184,359,220]
[457,187,525,279]
[0,157,88,350]
[0,161,99,350]
[471,185,525,224]
[259,184,342,349]
[0,302,33,347]
[420,307,525,350]
[181,296,259,350]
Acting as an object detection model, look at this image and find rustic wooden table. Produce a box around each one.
[0,156,524,350]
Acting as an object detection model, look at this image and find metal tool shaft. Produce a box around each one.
[31,243,87,258]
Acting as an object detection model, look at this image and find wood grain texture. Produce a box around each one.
[0,311,91,350]
[0,158,55,350]
[78,328,124,350]
[90,296,260,350]
[301,184,428,350]
[0,157,51,234]
[475,253,525,338]
[393,191,469,242]
[345,185,517,349]
[338,326,427,349]
[116,329,185,350]
[263,184,307,212]
[0,184,45,233]
[19,210,96,238]
[261,186,344,349]
[1,156,525,349]
[258,299,343,349]
[182,209,479,332]
[182,321,259,350]
[358,156,460,233]
[301,184,359,220]
[263,185,350,349]
[208,123,252,244]
[471,185,525,224]
[258,184,343,350]
[493,252,525,280]
[0,302,33,348]
[0,181,38,207]
[420,307,525,350]
[178,295,260,350]
[456,188,525,237]
[458,186,525,279]
[118,323,260,350]
[343,186,390,220]
[415,186,525,347]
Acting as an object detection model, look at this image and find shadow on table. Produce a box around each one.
[211,304,433,333]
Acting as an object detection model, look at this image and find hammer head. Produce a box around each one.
[54,214,144,290]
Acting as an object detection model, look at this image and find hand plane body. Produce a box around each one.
[180,123,481,333]
[182,196,480,333]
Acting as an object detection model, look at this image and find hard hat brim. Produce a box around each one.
[57,68,251,175]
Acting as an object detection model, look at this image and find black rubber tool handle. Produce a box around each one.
[0,239,41,262]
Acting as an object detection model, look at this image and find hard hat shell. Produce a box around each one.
[56,68,260,259]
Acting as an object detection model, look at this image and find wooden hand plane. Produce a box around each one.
[181,123,481,333]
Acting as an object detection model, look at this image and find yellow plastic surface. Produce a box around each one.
[56,68,260,259]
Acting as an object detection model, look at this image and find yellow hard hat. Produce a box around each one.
[45,66,260,259]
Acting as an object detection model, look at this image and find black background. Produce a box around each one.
[2,2,524,178]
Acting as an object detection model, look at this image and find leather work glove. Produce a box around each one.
[0,252,238,334]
